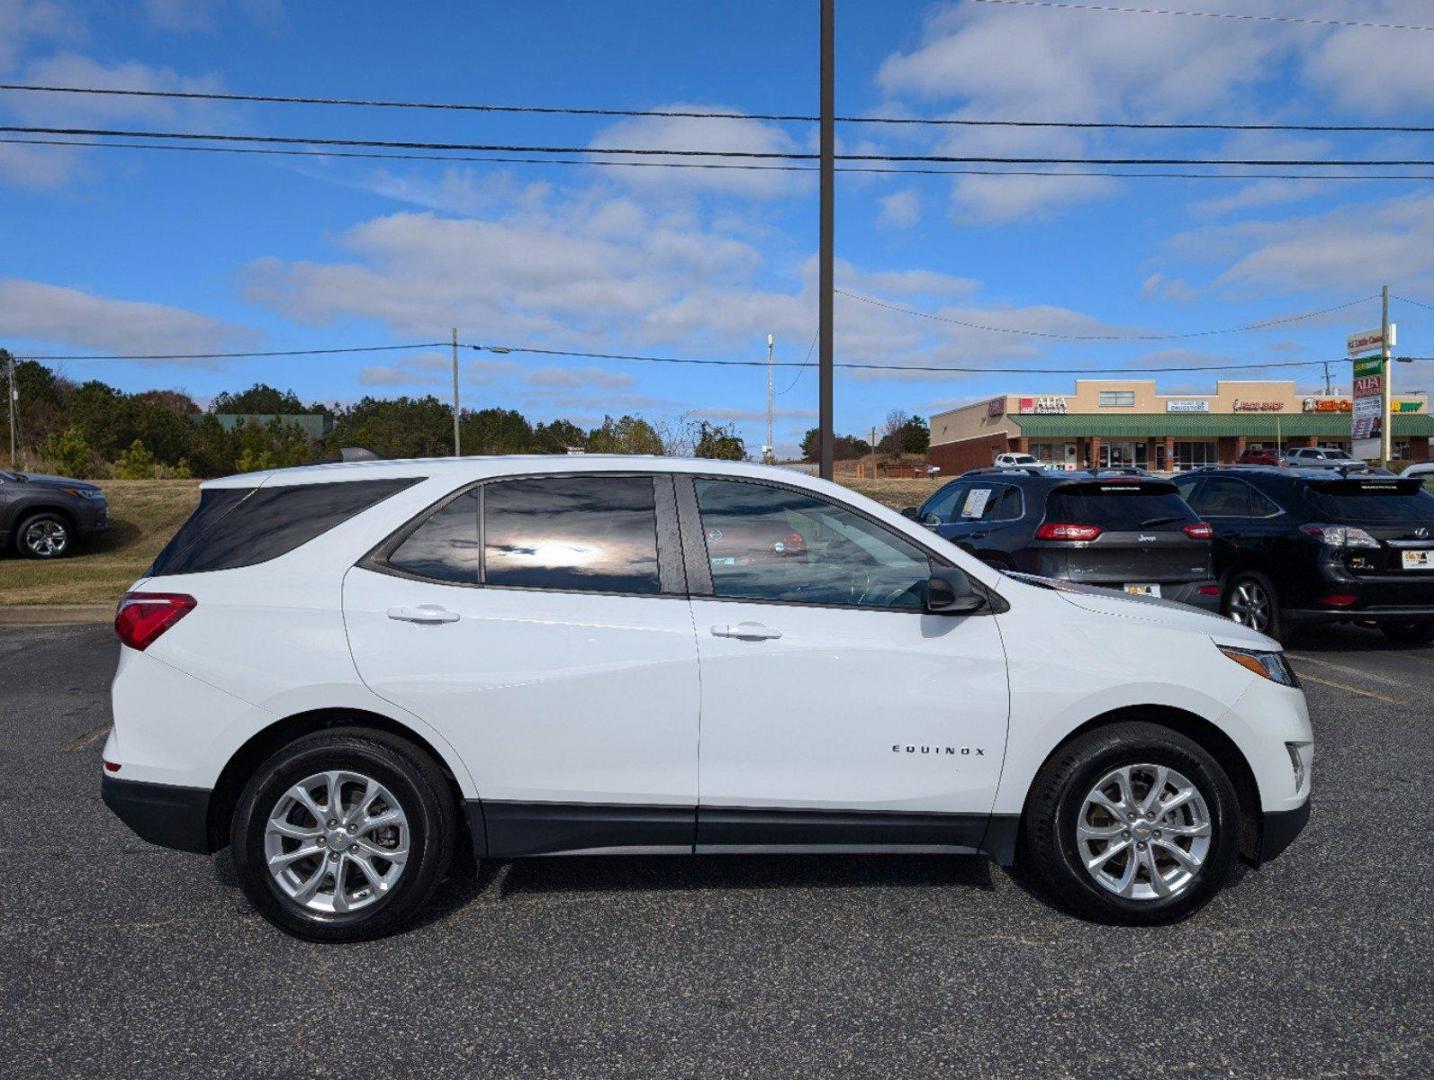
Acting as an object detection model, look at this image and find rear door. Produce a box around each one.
[1035,479,1212,591]
[343,473,702,855]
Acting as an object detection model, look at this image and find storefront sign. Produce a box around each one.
[1396,399,1425,412]
[1303,397,1352,412]
[987,397,1005,418]
[1165,400,1210,413]
[1018,396,1068,415]
[1347,325,1395,357]
[1352,355,1383,456]
[1232,399,1284,412]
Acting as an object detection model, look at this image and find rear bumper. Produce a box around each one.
[102,774,213,854]
[1159,580,1223,612]
[1288,605,1434,624]
[1257,798,1311,865]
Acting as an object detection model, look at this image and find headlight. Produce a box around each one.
[1219,645,1300,688]
[61,486,104,500]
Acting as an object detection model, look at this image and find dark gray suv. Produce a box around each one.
[0,471,109,558]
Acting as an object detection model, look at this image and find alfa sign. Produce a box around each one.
[1352,355,1383,457]
[1018,396,1067,415]
[1348,325,1395,357]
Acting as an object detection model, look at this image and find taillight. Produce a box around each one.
[1301,524,1379,549]
[1318,594,1359,608]
[1198,585,1221,596]
[1036,522,1102,541]
[115,592,196,651]
[1183,522,1214,540]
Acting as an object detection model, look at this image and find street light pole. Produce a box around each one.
[1381,285,1393,468]
[451,326,462,457]
[818,0,835,481]
[765,333,775,464]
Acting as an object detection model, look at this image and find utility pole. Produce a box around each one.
[765,333,775,464]
[1323,361,1332,397]
[818,0,835,481]
[451,327,461,457]
[1381,285,1393,468]
[6,353,16,467]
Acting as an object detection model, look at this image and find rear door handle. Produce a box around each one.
[711,622,782,641]
[387,605,461,625]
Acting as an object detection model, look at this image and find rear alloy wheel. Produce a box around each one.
[231,728,456,942]
[1380,619,1434,645]
[1021,721,1240,925]
[1225,572,1285,642]
[17,512,71,558]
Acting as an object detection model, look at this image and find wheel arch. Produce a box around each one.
[1021,703,1263,864]
[205,707,475,855]
[13,502,79,550]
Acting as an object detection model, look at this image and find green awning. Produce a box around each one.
[1012,412,1434,438]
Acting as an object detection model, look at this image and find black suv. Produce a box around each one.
[0,470,109,558]
[906,468,1220,611]
[1173,467,1434,644]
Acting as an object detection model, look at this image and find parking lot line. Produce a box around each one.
[1290,671,1405,706]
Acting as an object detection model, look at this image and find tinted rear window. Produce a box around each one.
[482,476,661,594]
[1043,482,1198,531]
[1307,479,1434,524]
[150,478,418,575]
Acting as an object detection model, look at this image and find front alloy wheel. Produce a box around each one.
[1227,578,1271,632]
[1076,764,1212,901]
[20,514,70,558]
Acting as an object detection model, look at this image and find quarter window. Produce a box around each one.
[693,478,933,610]
[483,476,661,594]
[387,489,481,584]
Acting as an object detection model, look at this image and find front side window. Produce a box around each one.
[694,478,933,610]
[483,476,661,594]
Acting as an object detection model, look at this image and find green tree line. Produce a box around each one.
[0,352,750,478]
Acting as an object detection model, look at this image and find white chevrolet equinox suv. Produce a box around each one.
[102,457,1312,941]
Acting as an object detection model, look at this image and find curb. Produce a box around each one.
[0,605,113,626]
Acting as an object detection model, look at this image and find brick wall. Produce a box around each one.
[928,433,1013,475]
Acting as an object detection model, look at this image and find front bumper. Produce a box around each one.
[76,503,110,536]
[1258,799,1311,865]
[101,773,213,854]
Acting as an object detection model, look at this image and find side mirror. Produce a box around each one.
[925,568,987,615]
[900,506,919,519]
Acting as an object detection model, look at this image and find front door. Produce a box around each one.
[680,475,1010,850]
[343,474,701,856]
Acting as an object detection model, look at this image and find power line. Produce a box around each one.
[7,82,1434,133]
[13,136,1434,182]
[16,338,1356,375]
[967,0,1434,32]
[778,333,820,395]
[837,289,1377,341]
[14,343,447,361]
[8,125,1434,168]
[1393,294,1434,311]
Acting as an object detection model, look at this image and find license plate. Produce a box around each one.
[1124,583,1161,597]
[1402,550,1434,570]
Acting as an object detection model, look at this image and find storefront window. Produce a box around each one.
[1173,441,1216,470]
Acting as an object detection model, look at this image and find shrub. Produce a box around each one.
[113,439,157,480]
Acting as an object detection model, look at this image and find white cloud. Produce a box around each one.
[1303,17,1434,113]
[0,0,75,73]
[142,0,220,33]
[585,106,804,199]
[522,366,634,390]
[878,189,920,229]
[0,278,252,355]
[1140,272,1197,304]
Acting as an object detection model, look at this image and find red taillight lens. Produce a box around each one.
[1183,522,1214,540]
[115,592,196,651]
[1318,594,1359,608]
[1036,522,1102,541]
[1198,585,1221,596]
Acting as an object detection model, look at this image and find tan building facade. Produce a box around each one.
[929,379,1432,474]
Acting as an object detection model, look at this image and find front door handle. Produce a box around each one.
[387,605,461,625]
[711,622,782,641]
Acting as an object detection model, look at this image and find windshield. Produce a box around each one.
[1307,479,1434,524]
[1044,482,1198,531]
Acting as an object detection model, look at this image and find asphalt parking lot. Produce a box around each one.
[3,623,1431,1079]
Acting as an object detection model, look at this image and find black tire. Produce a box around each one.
[15,511,72,559]
[1380,619,1434,645]
[1223,570,1289,644]
[1020,721,1241,925]
[230,727,456,942]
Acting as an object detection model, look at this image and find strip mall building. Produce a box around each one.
[928,379,1432,474]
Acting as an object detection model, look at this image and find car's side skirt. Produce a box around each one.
[470,800,1017,862]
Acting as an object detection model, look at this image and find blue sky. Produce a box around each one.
[3,0,1434,456]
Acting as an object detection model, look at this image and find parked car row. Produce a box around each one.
[0,469,109,558]
[913,463,1434,644]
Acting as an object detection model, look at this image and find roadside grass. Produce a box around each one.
[1,480,202,606]
[34,471,1434,606]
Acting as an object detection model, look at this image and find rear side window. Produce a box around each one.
[922,482,965,522]
[482,476,661,594]
[150,479,418,575]
[1044,482,1198,531]
[1187,478,1255,518]
[1307,479,1434,524]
